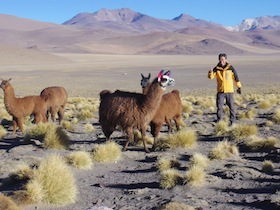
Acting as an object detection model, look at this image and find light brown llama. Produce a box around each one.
[99,70,175,152]
[0,78,48,134]
[141,73,183,149]
[40,86,68,124]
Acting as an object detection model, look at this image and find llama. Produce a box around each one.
[99,70,175,152]
[140,73,183,148]
[40,86,68,124]
[0,78,48,134]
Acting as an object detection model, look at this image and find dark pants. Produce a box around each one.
[216,92,236,124]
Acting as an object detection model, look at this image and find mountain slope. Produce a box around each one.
[227,16,280,31]
[0,9,280,56]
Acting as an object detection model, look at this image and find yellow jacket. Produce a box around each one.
[208,63,242,93]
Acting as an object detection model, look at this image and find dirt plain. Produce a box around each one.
[0,53,280,210]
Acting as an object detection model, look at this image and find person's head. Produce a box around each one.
[218,53,227,66]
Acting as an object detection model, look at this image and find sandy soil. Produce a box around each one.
[0,54,280,210]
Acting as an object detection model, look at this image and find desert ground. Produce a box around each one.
[0,53,280,210]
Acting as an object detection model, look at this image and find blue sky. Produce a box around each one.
[0,0,279,26]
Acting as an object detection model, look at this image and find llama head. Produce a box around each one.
[0,78,12,90]
[140,73,151,88]
[157,70,175,90]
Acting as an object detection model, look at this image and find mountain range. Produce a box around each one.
[0,8,280,59]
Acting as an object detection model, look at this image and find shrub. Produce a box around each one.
[229,124,258,142]
[84,123,95,133]
[272,108,280,123]
[160,169,184,189]
[189,153,210,169]
[0,124,7,139]
[262,160,275,173]
[66,151,93,170]
[245,136,277,151]
[0,194,19,210]
[26,154,77,205]
[209,140,239,160]
[166,130,197,149]
[92,141,122,163]
[215,120,229,136]
[185,165,206,187]
[43,124,70,150]
[156,156,180,172]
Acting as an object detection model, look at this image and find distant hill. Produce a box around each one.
[0,8,280,57]
[63,8,224,33]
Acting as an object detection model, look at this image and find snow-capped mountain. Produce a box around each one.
[226,16,280,31]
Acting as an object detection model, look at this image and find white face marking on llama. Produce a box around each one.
[157,70,175,90]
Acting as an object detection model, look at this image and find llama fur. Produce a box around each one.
[99,70,174,152]
[40,86,68,124]
[141,73,183,148]
[0,78,48,134]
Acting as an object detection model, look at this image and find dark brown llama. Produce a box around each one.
[0,78,48,134]
[140,73,183,149]
[99,70,175,152]
[40,86,68,124]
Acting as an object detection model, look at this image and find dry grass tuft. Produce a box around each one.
[230,124,258,142]
[26,154,77,205]
[262,160,275,173]
[92,141,122,163]
[215,120,229,136]
[159,169,184,189]
[189,153,210,169]
[185,165,206,187]
[66,151,93,170]
[61,120,75,132]
[10,190,33,206]
[76,109,93,121]
[0,124,7,139]
[158,201,195,210]
[9,163,34,181]
[245,136,277,151]
[166,130,197,149]
[272,108,280,123]
[258,100,272,110]
[43,124,70,150]
[156,156,180,172]
[209,140,239,160]
[246,107,258,119]
[84,123,95,133]
[182,101,193,114]
[0,194,19,210]
[24,123,50,140]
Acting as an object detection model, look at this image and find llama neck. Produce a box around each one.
[142,80,163,114]
[3,85,17,114]
[142,83,151,95]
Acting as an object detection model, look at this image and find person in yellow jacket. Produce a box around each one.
[208,53,242,125]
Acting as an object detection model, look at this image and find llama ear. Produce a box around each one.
[157,70,164,81]
[148,73,151,79]
[164,70,171,76]
[8,78,12,81]
[141,73,144,79]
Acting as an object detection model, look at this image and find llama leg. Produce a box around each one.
[50,108,57,123]
[17,118,24,134]
[58,108,65,125]
[123,127,133,151]
[174,116,181,131]
[166,119,172,134]
[152,123,162,151]
[141,126,150,153]
[12,117,18,135]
